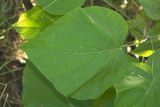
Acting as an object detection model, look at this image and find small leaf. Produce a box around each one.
[139,0,160,20]
[14,6,55,40]
[148,22,160,36]
[132,37,160,57]
[136,50,155,57]
[127,12,151,37]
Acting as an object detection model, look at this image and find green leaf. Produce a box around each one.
[23,61,93,107]
[22,6,129,100]
[36,0,85,15]
[139,0,160,20]
[127,12,151,37]
[131,37,160,57]
[148,21,160,36]
[13,6,55,40]
[115,52,160,107]
[23,61,71,107]
[92,87,116,107]
[148,50,160,82]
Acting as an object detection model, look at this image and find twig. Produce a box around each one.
[0,59,13,71]
[0,83,7,101]
[3,93,9,107]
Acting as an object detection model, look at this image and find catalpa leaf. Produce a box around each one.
[22,6,130,100]
[115,51,160,107]
[23,61,93,107]
[36,0,85,15]
[23,61,71,107]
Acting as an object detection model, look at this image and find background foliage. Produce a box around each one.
[1,0,160,107]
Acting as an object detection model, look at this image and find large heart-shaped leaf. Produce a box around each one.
[23,61,71,107]
[139,0,160,20]
[23,61,93,107]
[115,51,160,107]
[22,6,130,100]
[36,0,85,15]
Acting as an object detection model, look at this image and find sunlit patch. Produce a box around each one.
[124,75,144,86]
[127,46,131,52]
[120,0,128,9]
[31,0,36,6]
[136,50,155,57]
[16,49,28,63]
[133,39,140,47]
[134,54,139,59]
[139,6,143,11]
[116,74,145,92]
[0,36,5,40]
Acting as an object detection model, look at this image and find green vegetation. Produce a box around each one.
[1,0,160,107]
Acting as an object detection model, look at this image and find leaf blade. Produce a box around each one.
[23,6,129,100]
